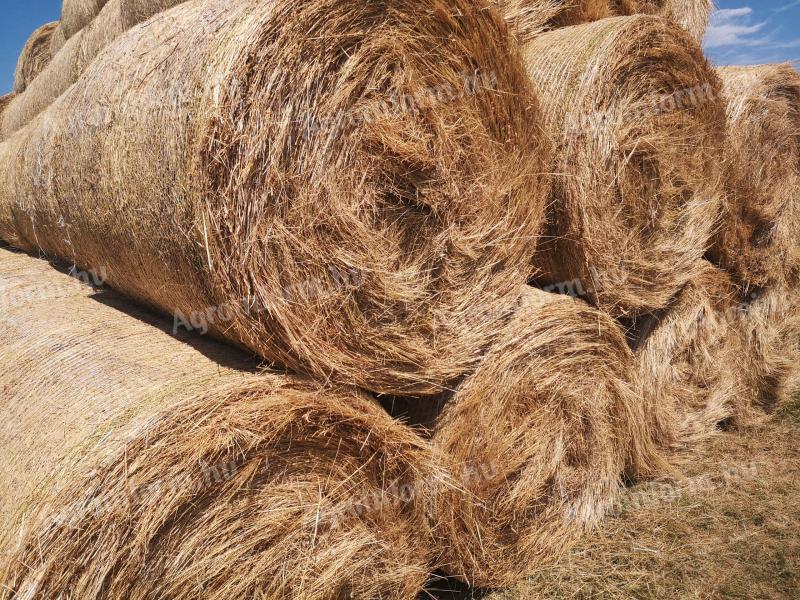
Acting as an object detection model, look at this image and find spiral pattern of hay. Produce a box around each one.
[630,263,763,451]
[11,22,59,94]
[708,64,800,289]
[61,0,108,39]
[523,16,725,318]
[0,248,443,600]
[423,286,667,588]
[0,0,548,397]
[1,0,186,139]
[611,0,714,42]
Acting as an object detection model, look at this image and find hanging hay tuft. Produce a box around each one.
[524,15,725,318]
[0,247,442,600]
[610,0,714,42]
[12,22,59,94]
[61,0,108,39]
[0,0,549,397]
[629,262,764,451]
[2,0,187,139]
[494,0,611,41]
[421,286,668,588]
[708,64,800,289]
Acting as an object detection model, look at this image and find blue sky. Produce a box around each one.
[0,1,799,94]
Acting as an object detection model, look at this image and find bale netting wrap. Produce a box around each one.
[631,263,762,451]
[523,16,725,319]
[708,64,800,289]
[495,0,611,41]
[61,0,108,39]
[12,22,59,94]
[610,0,714,42]
[0,249,444,600]
[427,286,667,588]
[0,0,549,396]
[1,0,186,140]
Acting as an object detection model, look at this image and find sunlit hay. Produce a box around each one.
[523,16,725,319]
[610,0,714,41]
[737,287,800,411]
[428,286,668,589]
[0,95,12,120]
[49,22,67,56]
[12,22,59,94]
[708,64,800,289]
[61,0,108,39]
[632,262,764,451]
[0,0,549,397]
[1,0,186,139]
[0,248,442,600]
[495,0,611,41]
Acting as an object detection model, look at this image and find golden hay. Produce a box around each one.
[0,95,12,118]
[630,262,763,451]
[524,16,725,318]
[611,0,714,42]
[495,0,611,41]
[61,0,108,39]
[0,0,548,396]
[1,0,186,139]
[11,22,59,94]
[417,286,668,588]
[49,22,67,56]
[708,64,800,289]
[0,248,444,600]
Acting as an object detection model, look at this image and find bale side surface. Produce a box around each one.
[60,0,108,38]
[708,64,800,289]
[48,23,67,56]
[1,0,186,139]
[611,0,714,41]
[495,0,611,41]
[0,0,548,396]
[427,286,668,588]
[12,22,59,94]
[0,247,441,600]
[524,16,725,318]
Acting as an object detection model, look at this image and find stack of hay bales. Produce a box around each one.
[0,0,798,595]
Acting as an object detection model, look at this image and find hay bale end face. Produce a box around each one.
[525,15,725,318]
[611,0,715,42]
[427,286,667,588]
[0,248,442,599]
[0,0,549,396]
[12,22,59,94]
[708,64,800,289]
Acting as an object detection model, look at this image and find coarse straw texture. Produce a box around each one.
[1,0,186,139]
[11,22,59,94]
[61,0,108,39]
[421,286,668,588]
[495,0,611,41]
[708,64,800,289]
[630,262,762,452]
[0,247,443,600]
[49,23,67,56]
[0,0,548,397]
[0,95,12,119]
[610,0,714,42]
[524,16,725,318]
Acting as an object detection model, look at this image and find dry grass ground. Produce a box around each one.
[430,388,800,599]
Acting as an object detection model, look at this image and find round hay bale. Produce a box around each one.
[610,0,714,42]
[707,64,800,289]
[1,0,187,140]
[0,94,12,119]
[12,22,59,94]
[49,22,67,56]
[523,15,725,318]
[495,0,611,41]
[0,0,549,396]
[0,247,443,600]
[427,286,667,588]
[60,0,109,39]
[630,262,763,450]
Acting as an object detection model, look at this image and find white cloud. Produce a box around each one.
[704,7,768,49]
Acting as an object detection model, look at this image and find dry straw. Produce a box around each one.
[708,64,800,289]
[630,262,764,451]
[12,22,59,94]
[0,248,444,600]
[495,1,611,41]
[418,286,668,588]
[0,0,548,396]
[61,0,108,39]
[523,16,725,318]
[1,0,186,139]
[611,0,715,42]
